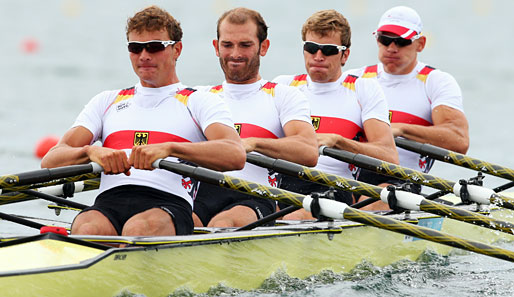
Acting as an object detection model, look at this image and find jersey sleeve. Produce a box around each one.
[274,84,312,126]
[426,70,464,112]
[355,78,390,124]
[72,90,118,144]
[187,91,235,133]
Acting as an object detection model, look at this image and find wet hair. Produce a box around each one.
[126,5,183,41]
[216,7,268,43]
[301,9,351,48]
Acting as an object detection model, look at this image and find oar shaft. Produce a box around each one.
[342,207,514,262]
[395,138,514,181]
[419,199,514,234]
[0,163,101,190]
[0,212,44,230]
[247,153,514,235]
[321,147,455,192]
[155,159,514,263]
[0,179,99,206]
[246,153,382,198]
[20,190,88,210]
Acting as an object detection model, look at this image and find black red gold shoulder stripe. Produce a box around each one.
[290,74,308,87]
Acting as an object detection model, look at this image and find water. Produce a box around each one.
[2,0,514,295]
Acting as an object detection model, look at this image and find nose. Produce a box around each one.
[313,49,325,61]
[138,48,152,60]
[386,42,399,52]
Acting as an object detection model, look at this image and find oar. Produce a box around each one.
[395,137,514,182]
[244,153,514,236]
[0,212,45,230]
[0,179,99,206]
[152,158,514,263]
[0,163,102,193]
[319,147,514,210]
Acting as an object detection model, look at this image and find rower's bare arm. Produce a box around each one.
[129,123,245,172]
[392,105,469,153]
[317,119,399,164]
[242,120,318,167]
[41,126,131,175]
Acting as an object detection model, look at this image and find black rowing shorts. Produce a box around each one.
[193,182,276,226]
[277,174,354,209]
[79,185,193,235]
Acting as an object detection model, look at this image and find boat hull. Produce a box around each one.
[2,208,513,296]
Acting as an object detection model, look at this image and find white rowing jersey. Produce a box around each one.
[347,61,464,172]
[197,79,311,187]
[72,82,234,207]
[273,73,389,179]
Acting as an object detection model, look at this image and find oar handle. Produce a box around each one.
[0,163,103,190]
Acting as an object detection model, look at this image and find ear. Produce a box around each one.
[172,41,183,60]
[416,36,426,52]
[213,39,220,57]
[341,48,350,66]
[259,39,270,57]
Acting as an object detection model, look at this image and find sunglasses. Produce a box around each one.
[375,33,417,47]
[127,40,176,54]
[303,41,347,56]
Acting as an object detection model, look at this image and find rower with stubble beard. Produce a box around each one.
[192,7,318,228]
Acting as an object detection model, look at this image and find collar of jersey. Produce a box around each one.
[222,79,268,99]
[306,74,345,94]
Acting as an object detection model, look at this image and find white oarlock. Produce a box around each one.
[302,195,346,219]
[453,183,494,205]
[380,187,423,211]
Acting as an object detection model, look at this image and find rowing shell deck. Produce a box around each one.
[1,207,513,297]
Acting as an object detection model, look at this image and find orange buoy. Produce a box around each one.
[20,37,40,54]
[34,136,59,159]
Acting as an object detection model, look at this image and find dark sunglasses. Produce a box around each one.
[375,33,416,47]
[127,40,176,54]
[303,41,347,56]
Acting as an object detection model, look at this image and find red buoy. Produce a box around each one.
[34,135,59,159]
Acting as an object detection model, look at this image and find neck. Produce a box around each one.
[226,74,262,85]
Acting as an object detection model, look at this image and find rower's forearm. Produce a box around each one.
[332,138,399,164]
[249,137,318,167]
[41,145,91,168]
[169,140,246,172]
[395,124,469,154]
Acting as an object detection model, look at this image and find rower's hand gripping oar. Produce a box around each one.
[245,152,514,236]
[151,158,514,263]
[0,163,103,193]
[319,146,514,210]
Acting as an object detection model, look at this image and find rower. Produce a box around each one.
[348,6,469,210]
[41,6,245,237]
[192,7,318,228]
[272,9,398,220]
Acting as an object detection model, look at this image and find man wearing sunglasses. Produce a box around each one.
[350,6,469,210]
[273,9,398,219]
[192,7,318,228]
[41,6,245,237]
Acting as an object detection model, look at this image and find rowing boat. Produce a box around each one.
[1,204,513,296]
[2,141,514,296]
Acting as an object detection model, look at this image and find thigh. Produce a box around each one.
[71,210,117,235]
[123,208,175,236]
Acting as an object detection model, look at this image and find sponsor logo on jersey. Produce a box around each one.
[267,169,279,187]
[116,102,130,112]
[311,116,321,131]
[134,132,149,146]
